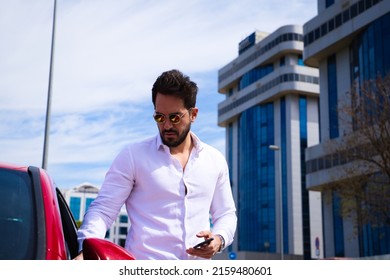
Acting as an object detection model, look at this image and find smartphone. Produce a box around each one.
[193,237,214,249]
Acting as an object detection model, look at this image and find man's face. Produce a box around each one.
[154,93,197,148]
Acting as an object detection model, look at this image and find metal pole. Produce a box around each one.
[42,0,57,170]
[269,145,284,260]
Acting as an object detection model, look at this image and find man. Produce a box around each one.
[75,69,237,260]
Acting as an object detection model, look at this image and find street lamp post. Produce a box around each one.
[269,145,284,260]
[42,0,57,170]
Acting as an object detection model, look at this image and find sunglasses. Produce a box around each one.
[153,109,191,124]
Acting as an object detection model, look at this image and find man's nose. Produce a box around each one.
[163,119,173,129]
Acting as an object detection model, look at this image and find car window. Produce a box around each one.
[0,168,37,259]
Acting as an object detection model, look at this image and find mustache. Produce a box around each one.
[163,129,178,134]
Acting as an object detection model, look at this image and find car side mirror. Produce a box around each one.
[82,237,136,260]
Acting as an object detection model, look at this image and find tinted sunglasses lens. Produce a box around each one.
[169,114,181,124]
[154,114,165,123]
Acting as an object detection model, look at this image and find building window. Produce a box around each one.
[280,56,285,67]
[314,27,320,40]
[326,0,335,8]
[119,226,128,235]
[343,9,350,23]
[327,54,339,139]
[85,198,94,212]
[359,178,390,256]
[351,3,358,18]
[119,214,128,223]
[119,238,126,247]
[239,64,274,90]
[358,0,365,14]
[332,192,345,257]
[335,13,342,28]
[311,159,318,172]
[70,197,81,221]
[328,18,335,32]
[298,55,304,66]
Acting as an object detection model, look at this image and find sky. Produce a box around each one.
[0,0,317,189]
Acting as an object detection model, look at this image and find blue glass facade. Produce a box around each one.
[238,103,275,252]
[332,192,345,257]
[361,220,390,256]
[70,197,81,221]
[299,96,311,259]
[69,196,95,222]
[86,198,94,212]
[239,32,256,55]
[236,97,311,255]
[350,12,390,129]
[298,55,304,66]
[350,12,390,82]
[239,64,274,91]
[227,124,234,253]
[228,124,233,183]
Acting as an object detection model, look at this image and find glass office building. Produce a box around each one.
[62,184,130,247]
[218,26,322,259]
[304,0,390,258]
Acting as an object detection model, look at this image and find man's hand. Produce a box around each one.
[73,251,84,260]
[186,230,222,259]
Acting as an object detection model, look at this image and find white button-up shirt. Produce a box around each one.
[77,132,237,260]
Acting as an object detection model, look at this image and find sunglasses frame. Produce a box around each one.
[153,108,192,125]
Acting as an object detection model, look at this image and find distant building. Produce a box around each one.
[62,183,130,247]
[304,0,390,258]
[218,25,322,259]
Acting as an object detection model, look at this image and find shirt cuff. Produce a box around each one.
[215,234,225,253]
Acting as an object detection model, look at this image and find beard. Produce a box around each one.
[160,124,191,148]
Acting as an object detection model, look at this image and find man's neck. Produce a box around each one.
[169,133,193,155]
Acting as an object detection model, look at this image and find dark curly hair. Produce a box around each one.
[152,69,198,109]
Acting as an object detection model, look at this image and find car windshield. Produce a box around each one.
[0,168,37,259]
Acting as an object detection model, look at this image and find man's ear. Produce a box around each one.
[190,108,199,122]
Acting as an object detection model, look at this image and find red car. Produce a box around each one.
[0,162,135,260]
